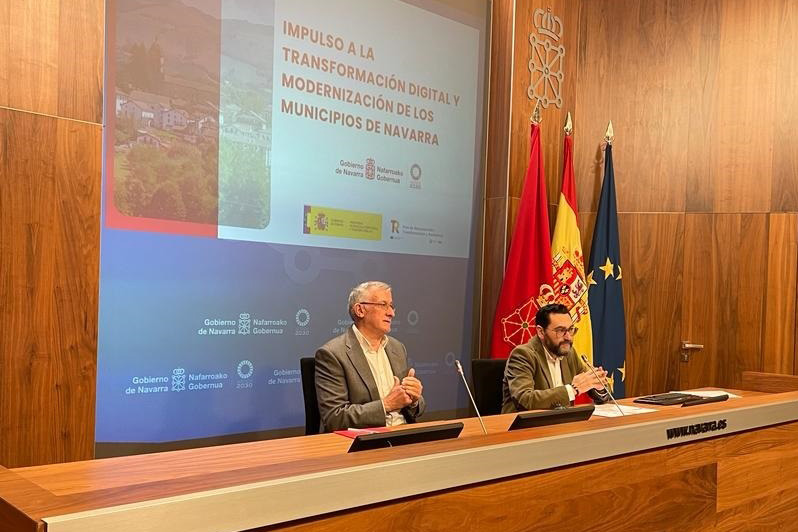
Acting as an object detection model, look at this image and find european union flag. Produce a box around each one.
[587,143,626,397]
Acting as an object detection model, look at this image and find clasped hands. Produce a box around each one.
[571,366,608,394]
[382,368,423,412]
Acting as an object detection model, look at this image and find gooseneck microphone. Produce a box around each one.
[580,355,625,416]
[454,360,488,435]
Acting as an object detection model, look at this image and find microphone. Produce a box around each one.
[580,355,625,416]
[454,360,488,435]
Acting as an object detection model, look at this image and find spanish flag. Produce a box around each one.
[551,121,594,364]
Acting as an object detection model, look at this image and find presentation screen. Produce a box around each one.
[97,0,489,455]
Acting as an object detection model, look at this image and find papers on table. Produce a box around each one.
[670,389,741,399]
[592,404,657,418]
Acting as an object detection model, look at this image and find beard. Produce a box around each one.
[542,335,572,357]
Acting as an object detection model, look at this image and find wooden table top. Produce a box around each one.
[0,388,791,531]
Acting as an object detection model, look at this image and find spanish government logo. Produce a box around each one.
[527,7,564,108]
[314,212,328,231]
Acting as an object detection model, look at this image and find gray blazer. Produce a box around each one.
[501,336,605,412]
[314,327,426,432]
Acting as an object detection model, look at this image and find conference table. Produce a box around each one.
[1,389,798,531]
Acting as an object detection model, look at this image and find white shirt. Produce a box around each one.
[543,346,577,402]
[352,325,405,426]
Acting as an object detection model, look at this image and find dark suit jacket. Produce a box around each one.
[314,327,425,432]
[501,336,607,413]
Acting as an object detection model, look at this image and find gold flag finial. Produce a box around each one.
[604,120,614,144]
[530,99,541,124]
[564,111,573,135]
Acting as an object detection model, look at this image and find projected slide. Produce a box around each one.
[218,1,480,258]
[97,0,487,451]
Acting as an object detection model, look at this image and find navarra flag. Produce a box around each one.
[587,142,626,397]
[551,131,593,364]
[490,123,554,358]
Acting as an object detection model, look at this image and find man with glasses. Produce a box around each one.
[501,303,609,412]
[314,281,425,432]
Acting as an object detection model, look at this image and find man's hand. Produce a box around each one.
[572,367,607,394]
[383,376,413,412]
[401,368,423,403]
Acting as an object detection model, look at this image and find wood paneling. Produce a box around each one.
[741,371,798,393]
[772,0,798,211]
[484,0,513,201]
[508,0,579,225]
[679,214,718,390]
[479,197,507,356]
[620,214,684,395]
[480,0,514,356]
[763,214,798,374]
[683,0,721,213]
[711,0,777,213]
[265,465,717,532]
[0,109,101,467]
[680,214,769,389]
[717,444,798,511]
[3,0,103,123]
[0,0,103,468]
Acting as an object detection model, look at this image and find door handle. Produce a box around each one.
[680,341,704,362]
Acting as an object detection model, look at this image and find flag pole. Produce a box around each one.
[604,120,614,145]
[564,111,573,136]
[530,99,542,124]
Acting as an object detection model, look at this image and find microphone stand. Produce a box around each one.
[580,355,625,416]
[455,360,488,435]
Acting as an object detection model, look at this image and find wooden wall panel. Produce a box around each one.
[479,198,508,355]
[762,214,798,374]
[56,0,104,123]
[0,110,101,467]
[772,0,798,211]
[0,2,8,108]
[711,0,777,213]
[679,214,719,390]
[3,0,103,123]
[620,214,684,395]
[4,1,60,115]
[265,456,717,532]
[479,0,514,356]
[507,0,579,229]
[484,0,514,202]
[683,0,721,213]
[680,214,768,389]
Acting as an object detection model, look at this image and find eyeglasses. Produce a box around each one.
[547,326,578,337]
[359,301,396,311]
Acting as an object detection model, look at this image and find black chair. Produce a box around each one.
[300,357,321,435]
[471,358,507,416]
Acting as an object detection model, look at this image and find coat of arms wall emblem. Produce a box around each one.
[528,7,564,109]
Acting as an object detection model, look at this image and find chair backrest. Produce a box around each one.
[299,357,321,435]
[741,371,798,393]
[471,358,507,416]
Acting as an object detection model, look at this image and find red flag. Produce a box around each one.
[490,123,554,358]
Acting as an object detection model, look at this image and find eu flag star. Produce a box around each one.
[605,373,615,393]
[599,257,615,280]
[586,270,597,286]
[618,362,626,382]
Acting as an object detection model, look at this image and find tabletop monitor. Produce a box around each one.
[508,405,595,431]
[348,422,465,452]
